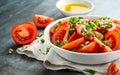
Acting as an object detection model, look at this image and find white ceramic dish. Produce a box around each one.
[56,0,94,16]
[44,15,120,65]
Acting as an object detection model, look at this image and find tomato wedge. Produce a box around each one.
[61,37,85,50]
[33,14,54,28]
[104,30,120,50]
[51,22,69,45]
[68,32,78,42]
[107,62,120,75]
[50,21,68,36]
[94,37,112,52]
[11,22,37,45]
[76,41,98,53]
[74,25,86,36]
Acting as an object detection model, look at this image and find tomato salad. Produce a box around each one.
[50,16,120,53]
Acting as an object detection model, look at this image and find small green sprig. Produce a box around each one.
[87,69,96,75]
[46,46,51,54]
[8,48,14,54]
[40,38,45,44]
[38,32,43,37]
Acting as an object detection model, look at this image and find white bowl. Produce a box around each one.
[44,15,120,65]
[56,0,94,16]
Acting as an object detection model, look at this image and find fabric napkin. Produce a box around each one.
[16,35,120,75]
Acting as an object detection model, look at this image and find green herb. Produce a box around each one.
[89,22,96,31]
[71,48,76,52]
[102,40,108,46]
[8,48,14,54]
[22,46,27,50]
[78,16,84,19]
[54,40,60,45]
[101,30,107,34]
[60,41,67,47]
[95,33,101,39]
[38,32,43,37]
[46,46,51,54]
[58,21,62,25]
[69,17,80,28]
[40,39,45,44]
[87,70,96,75]
[92,20,100,26]
[69,28,75,35]
[80,44,85,48]
[81,28,87,36]
[54,25,59,32]
[87,32,93,37]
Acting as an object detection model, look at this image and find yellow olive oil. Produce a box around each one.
[61,3,90,13]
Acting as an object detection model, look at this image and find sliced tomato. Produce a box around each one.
[68,32,78,42]
[94,37,112,52]
[50,21,68,36]
[107,23,117,31]
[96,26,102,32]
[107,62,120,75]
[104,30,120,50]
[33,14,54,28]
[76,41,98,53]
[61,37,85,50]
[11,22,37,45]
[112,19,119,24]
[51,22,69,45]
[74,25,86,37]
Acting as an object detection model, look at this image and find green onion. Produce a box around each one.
[69,28,75,35]
[38,32,43,37]
[22,46,27,50]
[40,39,45,44]
[102,40,108,46]
[85,41,90,45]
[60,41,67,47]
[100,16,110,20]
[54,40,60,45]
[80,44,85,48]
[71,48,76,52]
[95,33,101,39]
[81,28,87,36]
[87,32,93,37]
[78,16,84,19]
[58,21,62,25]
[101,30,107,34]
[8,48,14,54]
[87,70,96,75]
[46,46,51,54]
[54,25,59,32]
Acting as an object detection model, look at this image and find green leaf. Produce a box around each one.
[38,32,43,37]
[40,38,45,44]
[46,46,51,54]
[87,70,96,75]
[54,40,60,45]
[8,48,14,54]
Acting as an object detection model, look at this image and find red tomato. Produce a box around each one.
[112,19,119,24]
[104,31,120,50]
[94,37,112,52]
[51,22,69,45]
[74,25,86,36]
[33,14,54,28]
[68,32,78,42]
[11,22,37,45]
[50,21,68,36]
[107,62,120,75]
[61,37,85,50]
[76,41,98,53]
